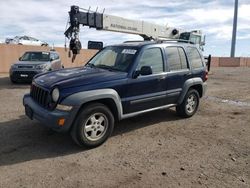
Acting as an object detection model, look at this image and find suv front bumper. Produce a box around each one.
[23,94,78,132]
[10,69,43,82]
[202,82,207,97]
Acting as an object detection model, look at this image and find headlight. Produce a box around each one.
[11,64,18,69]
[52,88,60,102]
[36,64,48,70]
[56,104,73,111]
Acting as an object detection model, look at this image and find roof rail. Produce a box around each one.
[123,39,195,45]
[123,40,149,43]
[156,39,195,44]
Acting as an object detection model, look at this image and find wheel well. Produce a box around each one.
[190,84,202,97]
[79,98,119,121]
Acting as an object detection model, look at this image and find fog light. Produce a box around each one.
[58,118,65,126]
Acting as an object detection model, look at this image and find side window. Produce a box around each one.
[50,53,56,61]
[186,47,203,69]
[166,47,181,71]
[54,53,60,60]
[138,48,163,74]
[178,48,188,69]
[166,47,188,71]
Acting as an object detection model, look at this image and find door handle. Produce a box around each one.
[158,76,166,81]
[185,72,192,76]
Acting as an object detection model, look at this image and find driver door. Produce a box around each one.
[123,47,167,114]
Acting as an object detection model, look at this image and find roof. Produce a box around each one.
[23,50,58,53]
[110,40,197,48]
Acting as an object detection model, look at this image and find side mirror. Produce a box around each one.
[88,41,103,50]
[19,57,22,61]
[201,35,206,46]
[140,66,152,76]
[50,58,54,61]
[133,66,153,78]
[205,54,211,72]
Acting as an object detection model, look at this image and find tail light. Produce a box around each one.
[204,70,208,81]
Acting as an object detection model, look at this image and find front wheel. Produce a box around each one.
[176,89,199,118]
[71,103,114,148]
[10,77,17,84]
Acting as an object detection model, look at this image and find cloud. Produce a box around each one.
[0,0,249,56]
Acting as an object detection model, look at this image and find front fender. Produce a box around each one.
[60,89,123,119]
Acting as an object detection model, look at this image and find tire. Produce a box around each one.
[70,103,114,148]
[10,77,17,84]
[176,89,199,118]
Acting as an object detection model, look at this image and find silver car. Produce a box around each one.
[6,36,48,46]
[9,51,62,83]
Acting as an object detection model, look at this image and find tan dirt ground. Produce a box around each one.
[0,67,249,188]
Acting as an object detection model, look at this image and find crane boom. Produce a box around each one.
[65,5,205,55]
[101,14,179,40]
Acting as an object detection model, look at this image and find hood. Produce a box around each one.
[15,61,49,66]
[34,66,128,89]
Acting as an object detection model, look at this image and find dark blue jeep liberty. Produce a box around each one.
[23,41,208,148]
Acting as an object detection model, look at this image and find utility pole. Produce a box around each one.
[230,0,238,57]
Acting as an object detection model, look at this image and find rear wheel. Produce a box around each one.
[176,89,199,118]
[71,103,114,148]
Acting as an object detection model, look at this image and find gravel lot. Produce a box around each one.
[0,67,249,188]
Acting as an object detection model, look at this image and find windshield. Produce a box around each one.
[20,52,50,62]
[87,46,137,72]
[189,34,201,45]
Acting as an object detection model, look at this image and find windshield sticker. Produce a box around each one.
[42,52,49,55]
[122,49,137,54]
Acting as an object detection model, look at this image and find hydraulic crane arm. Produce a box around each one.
[64,5,179,40]
[65,5,205,56]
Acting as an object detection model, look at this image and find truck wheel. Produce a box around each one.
[71,103,114,148]
[10,78,17,84]
[176,89,199,118]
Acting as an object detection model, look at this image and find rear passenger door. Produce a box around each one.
[124,47,167,114]
[165,46,191,104]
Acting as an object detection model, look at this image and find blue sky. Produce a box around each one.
[0,0,250,57]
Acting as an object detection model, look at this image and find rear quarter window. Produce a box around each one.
[186,47,203,69]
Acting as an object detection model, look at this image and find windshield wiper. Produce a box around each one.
[86,63,96,68]
[87,64,124,72]
[95,64,118,71]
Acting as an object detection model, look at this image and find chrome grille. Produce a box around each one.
[18,65,34,69]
